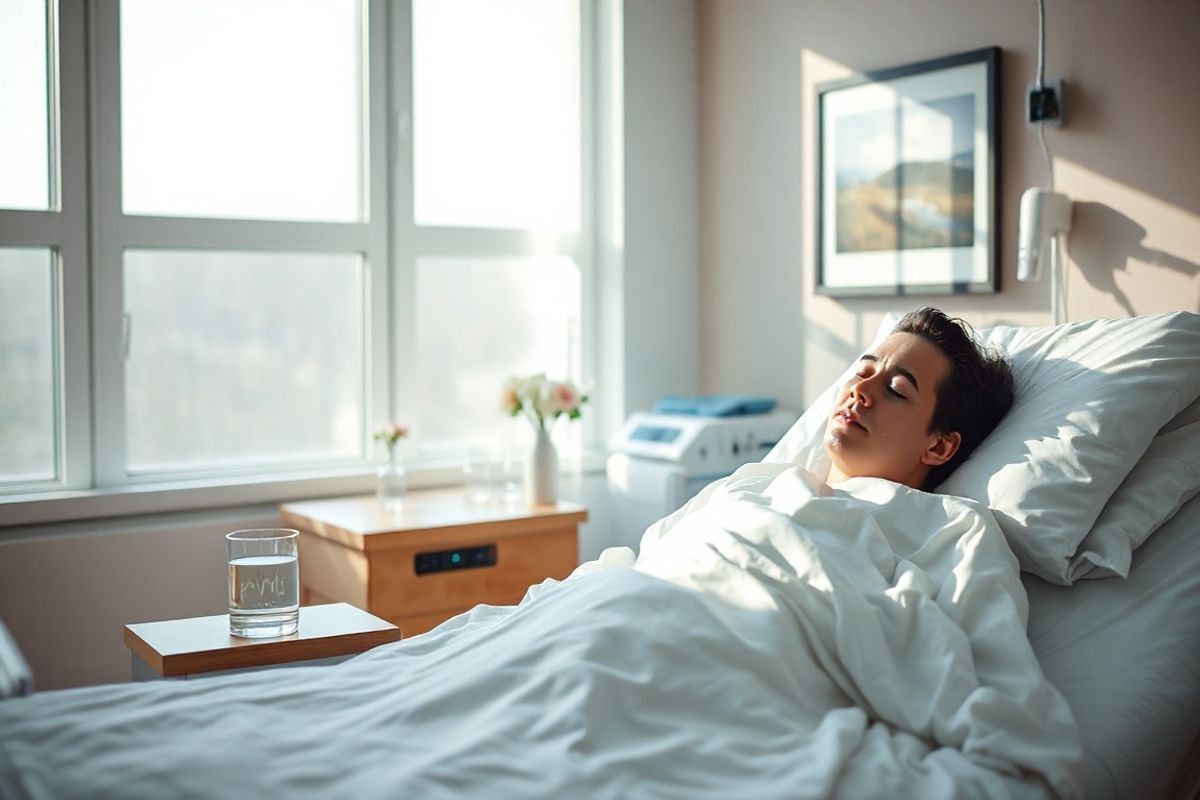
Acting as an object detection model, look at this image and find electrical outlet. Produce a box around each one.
[1027,79,1066,127]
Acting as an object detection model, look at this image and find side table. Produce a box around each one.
[123,602,402,680]
[281,490,587,637]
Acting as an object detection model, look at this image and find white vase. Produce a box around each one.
[526,426,558,505]
[377,449,407,512]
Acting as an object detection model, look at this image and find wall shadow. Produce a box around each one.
[1067,201,1200,315]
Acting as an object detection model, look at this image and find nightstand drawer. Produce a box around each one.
[368,528,576,618]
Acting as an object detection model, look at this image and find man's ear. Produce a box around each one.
[922,430,961,467]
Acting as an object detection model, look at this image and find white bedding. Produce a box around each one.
[1026,491,1200,799]
[0,464,1083,799]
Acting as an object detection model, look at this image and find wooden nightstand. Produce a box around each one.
[280,490,586,637]
[123,602,402,680]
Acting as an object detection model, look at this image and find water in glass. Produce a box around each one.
[226,529,299,638]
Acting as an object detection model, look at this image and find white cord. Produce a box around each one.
[1036,0,1046,86]
[1038,123,1054,192]
[1060,233,1068,321]
[1038,0,1064,324]
[1050,234,1062,325]
[1035,0,1054,190]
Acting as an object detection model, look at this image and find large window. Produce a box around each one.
[403,0,590,458]
[0,0,594,509]
[119,0,365,222]
[0,247,56,483]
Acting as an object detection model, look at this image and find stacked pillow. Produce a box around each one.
[766,311,1200,585]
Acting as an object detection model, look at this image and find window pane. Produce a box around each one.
[124,250,365,473]
[0,247,56,483]
[415,256,580,449]
[0,0,51,210]
[413,0,580,230]
[120,0,364,222]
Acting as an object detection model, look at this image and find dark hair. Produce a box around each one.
[893,308,1014,490]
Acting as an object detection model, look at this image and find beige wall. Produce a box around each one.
[698,0,1200,408]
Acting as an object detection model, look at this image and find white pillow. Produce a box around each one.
[935,312,1200,583]
[765,310,1200,586]
[1068,394,1200,581]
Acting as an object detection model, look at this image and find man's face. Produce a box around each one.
[824,332,959,488]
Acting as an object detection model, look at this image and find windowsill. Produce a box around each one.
[0,450,610,530]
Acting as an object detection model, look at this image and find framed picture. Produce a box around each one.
[816,47,999,297]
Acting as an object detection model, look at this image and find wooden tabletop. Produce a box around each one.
[280,489,588,552]
[123,602,402,677]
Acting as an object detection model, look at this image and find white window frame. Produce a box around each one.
[88,0,390,487]
[0,0,603,527]
[389,0,600,465]
[0,2,91,495]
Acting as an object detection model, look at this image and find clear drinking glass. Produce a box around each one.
[496,448,523,503]
[226,528,300,638]
[463,448,496,504]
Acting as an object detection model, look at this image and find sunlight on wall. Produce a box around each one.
[799,49,872,407]
[791,50,1200,409]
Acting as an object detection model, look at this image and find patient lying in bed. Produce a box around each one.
[0,310,1084,799]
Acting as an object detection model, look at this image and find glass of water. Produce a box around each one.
[226,528,300,638]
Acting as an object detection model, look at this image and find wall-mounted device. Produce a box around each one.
[1027,79,1065,126]
[1017,187,1072,282]
[1021,0,1072,325]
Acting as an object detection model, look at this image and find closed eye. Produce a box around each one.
[887,384,907,400]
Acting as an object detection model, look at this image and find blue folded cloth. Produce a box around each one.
[653,394,777,417]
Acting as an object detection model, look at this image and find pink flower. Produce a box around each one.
[504,373,588,429]
[373,421,410,448]
[501,385,521,415]
[551,381,580,413]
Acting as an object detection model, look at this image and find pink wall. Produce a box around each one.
[698,0,1200,407]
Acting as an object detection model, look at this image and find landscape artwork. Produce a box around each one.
[816,48,997,297]
[834,94,975,254]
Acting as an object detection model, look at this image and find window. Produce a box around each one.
[414,255,581,450]
[0,0,74,492]
[0,0,53,211]
[85,0,386,488]
[0,1,595,511]
[403,0,591,458]
[412,0,581,230]
[119,0,365,222]
[0,247,56,483]
[122,250,366,474]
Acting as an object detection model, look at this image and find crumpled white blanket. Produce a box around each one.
[632,462,1084,798]
[0,464,1082,799]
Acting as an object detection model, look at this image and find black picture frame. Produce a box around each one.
[816,47,1000,297]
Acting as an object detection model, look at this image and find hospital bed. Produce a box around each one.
[1028,487,1200,798]
[1,311,1198,799]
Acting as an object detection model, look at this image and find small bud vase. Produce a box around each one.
[377,448,407,512]
[526,426,558,505]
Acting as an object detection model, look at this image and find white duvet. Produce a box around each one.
[0,464,1082,799]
